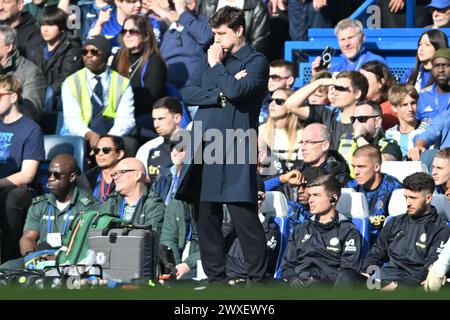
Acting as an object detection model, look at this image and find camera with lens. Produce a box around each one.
[318,46,336,69]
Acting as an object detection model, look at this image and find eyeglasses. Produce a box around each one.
[299,140,325,145]
[111,169,137,179]
[331,85,351,92]
[350,115,380,124]
[268,98,286,105]
[269,74,290,82]
[120,28,141,36]
[92,147,118,155]
[122,0,141,3]
[46,170,73,180]
[81,48,101,56]
[428,7,449,14]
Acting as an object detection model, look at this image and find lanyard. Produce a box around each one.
[120,197,142,220]
[93,173,113,202]
[47,205,73,236]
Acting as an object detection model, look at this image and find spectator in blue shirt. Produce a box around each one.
[346,145,403,245]
[431,148,450,194]
[312,18,385,76]
[416,48,450,124]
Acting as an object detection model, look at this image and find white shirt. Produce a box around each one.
[61,67,135,137]
[136,136,164,175]
[216,0,244,11]
[434,236,450,276]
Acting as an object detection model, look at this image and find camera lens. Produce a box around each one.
[322,53,331,63]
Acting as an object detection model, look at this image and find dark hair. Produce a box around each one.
[152,96,183,115]
[99,134,125,151]
[360,60,397,102]
[356,99,383,115]
[403,172,435,195]
[408,29,448,87]
[116,15,160,79]
[336,71,369,102]
[40,7,68,32]
[353,144,382,164]
[209,6,246,35]
[307,174,341,198]
[269,59,295,77]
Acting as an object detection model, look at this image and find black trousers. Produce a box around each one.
[196,201,268,282]
[0,186,32,263]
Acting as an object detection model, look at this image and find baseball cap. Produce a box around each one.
[427,0,450,10]
[432,48,450,61]
[84,35,112,58]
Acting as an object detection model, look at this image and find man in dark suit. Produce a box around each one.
[178,6,269,284]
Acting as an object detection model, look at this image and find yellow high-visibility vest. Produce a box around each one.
[67,68,129,125]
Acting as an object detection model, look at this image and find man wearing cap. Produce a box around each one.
[416,48,450,124]
[60,35,135,150]
[427,0,450,29]
[0,154,100,269]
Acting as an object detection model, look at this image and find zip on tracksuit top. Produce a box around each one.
[362,207,450,285]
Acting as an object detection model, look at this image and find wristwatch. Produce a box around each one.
[218,92,227,108]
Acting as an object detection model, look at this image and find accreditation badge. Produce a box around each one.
[47,232,62,248]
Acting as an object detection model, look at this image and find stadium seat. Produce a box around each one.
[44,135,87,173]
[381,161,428,183]
[260,191,289,279]
[387,189,450,226]
[336,191,370,257]
[260,191,288,218]
[37,135,87,194]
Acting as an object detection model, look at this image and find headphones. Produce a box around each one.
[330,195,338,205]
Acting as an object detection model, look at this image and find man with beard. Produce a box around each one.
[416,48,450,124]
[0,154,100,269]
[362,172,449,290]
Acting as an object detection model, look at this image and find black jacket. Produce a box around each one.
[362,207,450,285]
[30,32,83,96]
[76,166,116,202]
[281,213,363,283]
[16,12,43,60]
[293,150,351,187]
[199,0,270,54]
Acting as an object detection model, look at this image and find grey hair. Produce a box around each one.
[334,18,364,37]
[0,26,17,51]
[318,124,332,142]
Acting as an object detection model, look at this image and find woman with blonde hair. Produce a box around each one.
[259,88,303,173]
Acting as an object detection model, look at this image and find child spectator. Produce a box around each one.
[30,7,83,115]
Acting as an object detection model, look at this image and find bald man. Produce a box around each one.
[0,154,101,269]
[101,158,165,233]
[292,123,351,186]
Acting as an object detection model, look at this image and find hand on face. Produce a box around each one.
[207,42,225,67]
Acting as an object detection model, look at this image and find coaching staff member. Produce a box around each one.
[177,6,269,283]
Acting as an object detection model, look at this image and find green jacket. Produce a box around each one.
[160,199,200,269]
[23,187,101,243]
[100,185,165,233]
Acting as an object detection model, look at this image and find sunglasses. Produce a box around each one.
[120,28,141,36]
[111,169,137,179]
[350,115,380,124]
[268,98,286,105]
[46,170,72,180]
[92,147,118,155]
[332,85,351,92]
[269,74,290,82]
[81,48,101,56]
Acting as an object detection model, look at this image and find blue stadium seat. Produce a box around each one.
[259,191,289,279]
[336,191,370,257]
